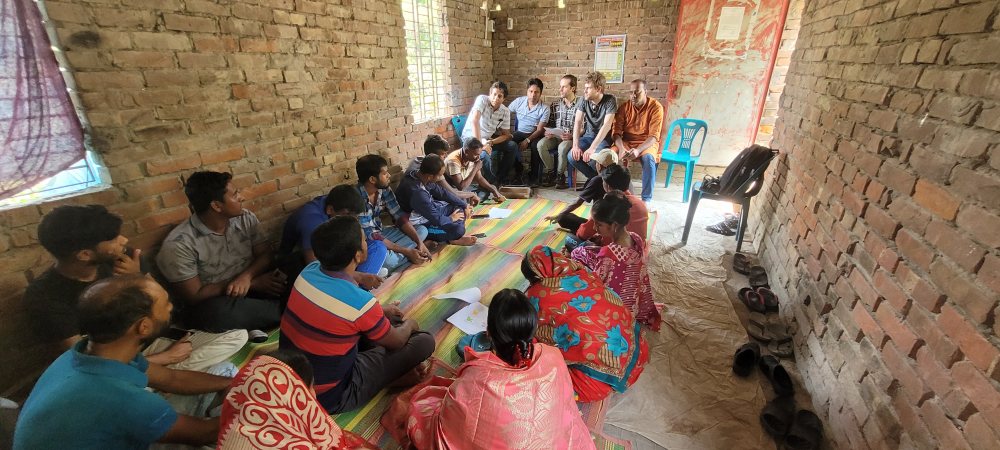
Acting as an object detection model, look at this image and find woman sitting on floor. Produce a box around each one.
[570,193,662,331]
[218,349,377,450]
[522,245,649,403]
[404,289,595,450]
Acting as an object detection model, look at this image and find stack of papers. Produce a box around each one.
[435,287,488,335]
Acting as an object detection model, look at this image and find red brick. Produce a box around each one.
[929,259,997,325]
[854,302,886,348]
[953,361,1000,423]
[964,413,1000,450]
[883,342,930,404]
[926,220,987,273]
[956,204,1000,249]
[875,303,921,357]
[864,205,901,240]
[910,303,962,367]
[135,207,190,233]
[850,269,881,309]
[895,229,935,272]
[913,179,961,221]
[919,400,973,450]
[873,269,909,313]
[939,304,1000,373]
[979,254,1000,294]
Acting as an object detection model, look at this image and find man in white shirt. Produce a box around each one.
[461,81,518,186]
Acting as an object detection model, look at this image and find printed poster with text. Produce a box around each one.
[594,34,627,84]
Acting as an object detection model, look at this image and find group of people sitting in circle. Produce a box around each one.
[14,70,664,450]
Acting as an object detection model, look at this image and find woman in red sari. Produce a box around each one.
[217,350,376,450]
[522,245,649,403]
[571,192,662,330]
[404,289,595,450]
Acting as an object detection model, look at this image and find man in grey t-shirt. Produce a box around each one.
[569,71,618,181]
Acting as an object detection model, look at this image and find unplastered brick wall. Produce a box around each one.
[488,0,678,113]
[754,0,804,147]
[0,0,492,397]
[751,0,1000,448]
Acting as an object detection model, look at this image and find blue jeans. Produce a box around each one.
[568,134,610,180]
[481,140,520,185]
[638,153,656,202]
[356,238,387,274]
[381,225,428,273]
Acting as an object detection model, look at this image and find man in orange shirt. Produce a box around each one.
[613,79,664,203]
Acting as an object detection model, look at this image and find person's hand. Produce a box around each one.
[384,301,403,318]
[561,131,572,141]
[113,247,142,275]
[450,208,466,222]
[570,146,582,160]
[465,204,474,218]
[474,159,484,170]
[519,139,530,151]
[227,273,253,297]
[356,272,384,290]
[405,318,421,333]
[483,142,493,155]
[250,270,286,298]
[544,130,557,138]
[158,334,193,365]
[404,247,429,264]
[494,193,507,203]
[544,213,562,223]
[582,148,595,163]
[466,194,480,207]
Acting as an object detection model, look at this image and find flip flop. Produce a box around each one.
[784,410,823,450]
[760,396,796,438]
[741,288,767,313]
[759,355,795,397]
[767,337,795,359]
[455,331,491,361]
[733,252,754,275]
[747,315,772,343]
[733,342,761,377]
[756,287,780,313]
[749,266,770,288]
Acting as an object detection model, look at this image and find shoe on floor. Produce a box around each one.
[706,221,736,236]
[248,329,268,343]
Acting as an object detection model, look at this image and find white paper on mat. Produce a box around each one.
[488,208,513,219]
[447,302,489,335]
[433,287,482,303]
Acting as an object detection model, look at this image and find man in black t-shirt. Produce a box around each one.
[24,205,246,370]
[544,148,623,233]
[568,71,618,181]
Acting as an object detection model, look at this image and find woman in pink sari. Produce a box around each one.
[404,289,595,450]
[571,192,662,331]
[218,350,377,450]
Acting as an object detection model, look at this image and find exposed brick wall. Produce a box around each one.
[0,0,492,396]
[755,0,804,146]
[488,0,678,110]
[751,0,1000,448]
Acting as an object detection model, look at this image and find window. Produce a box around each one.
[0,0,108,210]
[402,0,451,123]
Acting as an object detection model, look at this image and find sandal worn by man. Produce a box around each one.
[759,355,795,397]
[732,342,761,377]
[784,409,823,450]
[760,396,796,438]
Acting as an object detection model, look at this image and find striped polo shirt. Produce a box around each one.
[279,261,391,404]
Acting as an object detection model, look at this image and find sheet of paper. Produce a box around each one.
[433,287,481,303]
[545,127,566,135]
[488,208,512,219]
[715,6,745,40]
[447,302,489,335]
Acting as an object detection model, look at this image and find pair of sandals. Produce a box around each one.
[747,312,795,358]
[732,343,794,396]
[740,286,779,313]
[734,254,770,286]
[761,396,824,449]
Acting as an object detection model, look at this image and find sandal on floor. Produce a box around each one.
[734,252,754,275]
[749,266,770,288]
[455,331,491,361]
[733,342,761,377]
[741,288,767,313]
[747,317,772,343]
[756,287,780,313]
[784,410,823,450]
[767,337,795,359]
[759,355,795,397]
[706,221,736,236]
[760,396,796,438]
[723,213,740,229]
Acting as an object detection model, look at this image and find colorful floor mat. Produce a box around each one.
[228,198,653,450]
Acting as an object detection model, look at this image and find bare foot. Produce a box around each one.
[389,361,430,388]
[449,235,477,246]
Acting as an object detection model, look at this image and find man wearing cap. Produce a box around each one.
[544,148,622,231]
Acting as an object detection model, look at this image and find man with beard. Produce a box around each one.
[355,154,431,273]
[14,275,232,449]
[24,205,247,370]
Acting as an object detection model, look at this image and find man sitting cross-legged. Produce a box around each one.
[409,134,480,206]
[280,216,436,413]
[157,171,285,333]
[444,138,506,204]
[355,154,432,273]
[563,163,648,253]
[395,154,478,246]
[613,79,664,203]
[278,184,388,290]
[14,275,233,450]
[24,204,247,370]
[545,148,624,230]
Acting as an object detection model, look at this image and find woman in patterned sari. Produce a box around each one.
[522,245,649,403]
[571,192,662,331]
[404,289,594,450]
[217,350,376,450]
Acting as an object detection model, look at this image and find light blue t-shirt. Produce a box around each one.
[14,341,177,450]
[509,96,551,134]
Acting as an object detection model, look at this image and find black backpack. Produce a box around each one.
[705,145,775,196]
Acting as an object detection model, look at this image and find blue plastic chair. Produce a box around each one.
[451,115,467,137]
[659,118,708,203]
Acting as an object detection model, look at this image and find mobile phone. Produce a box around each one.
[472,233,487,238]
[162,327,191,341]
[471,214,488,219]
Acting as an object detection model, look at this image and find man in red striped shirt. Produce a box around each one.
[279,216,435,413]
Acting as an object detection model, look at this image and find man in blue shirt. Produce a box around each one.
[15,275,232,449]
[508,78,551,187]
[395,155,477,246]
[278,184,388,289]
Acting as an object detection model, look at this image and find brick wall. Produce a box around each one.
[488,0,678,109]
[0,0,492,396]
[755,0,804,146]
[751,0,1000,448]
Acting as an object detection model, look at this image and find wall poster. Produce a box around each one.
[594,34,627,84]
